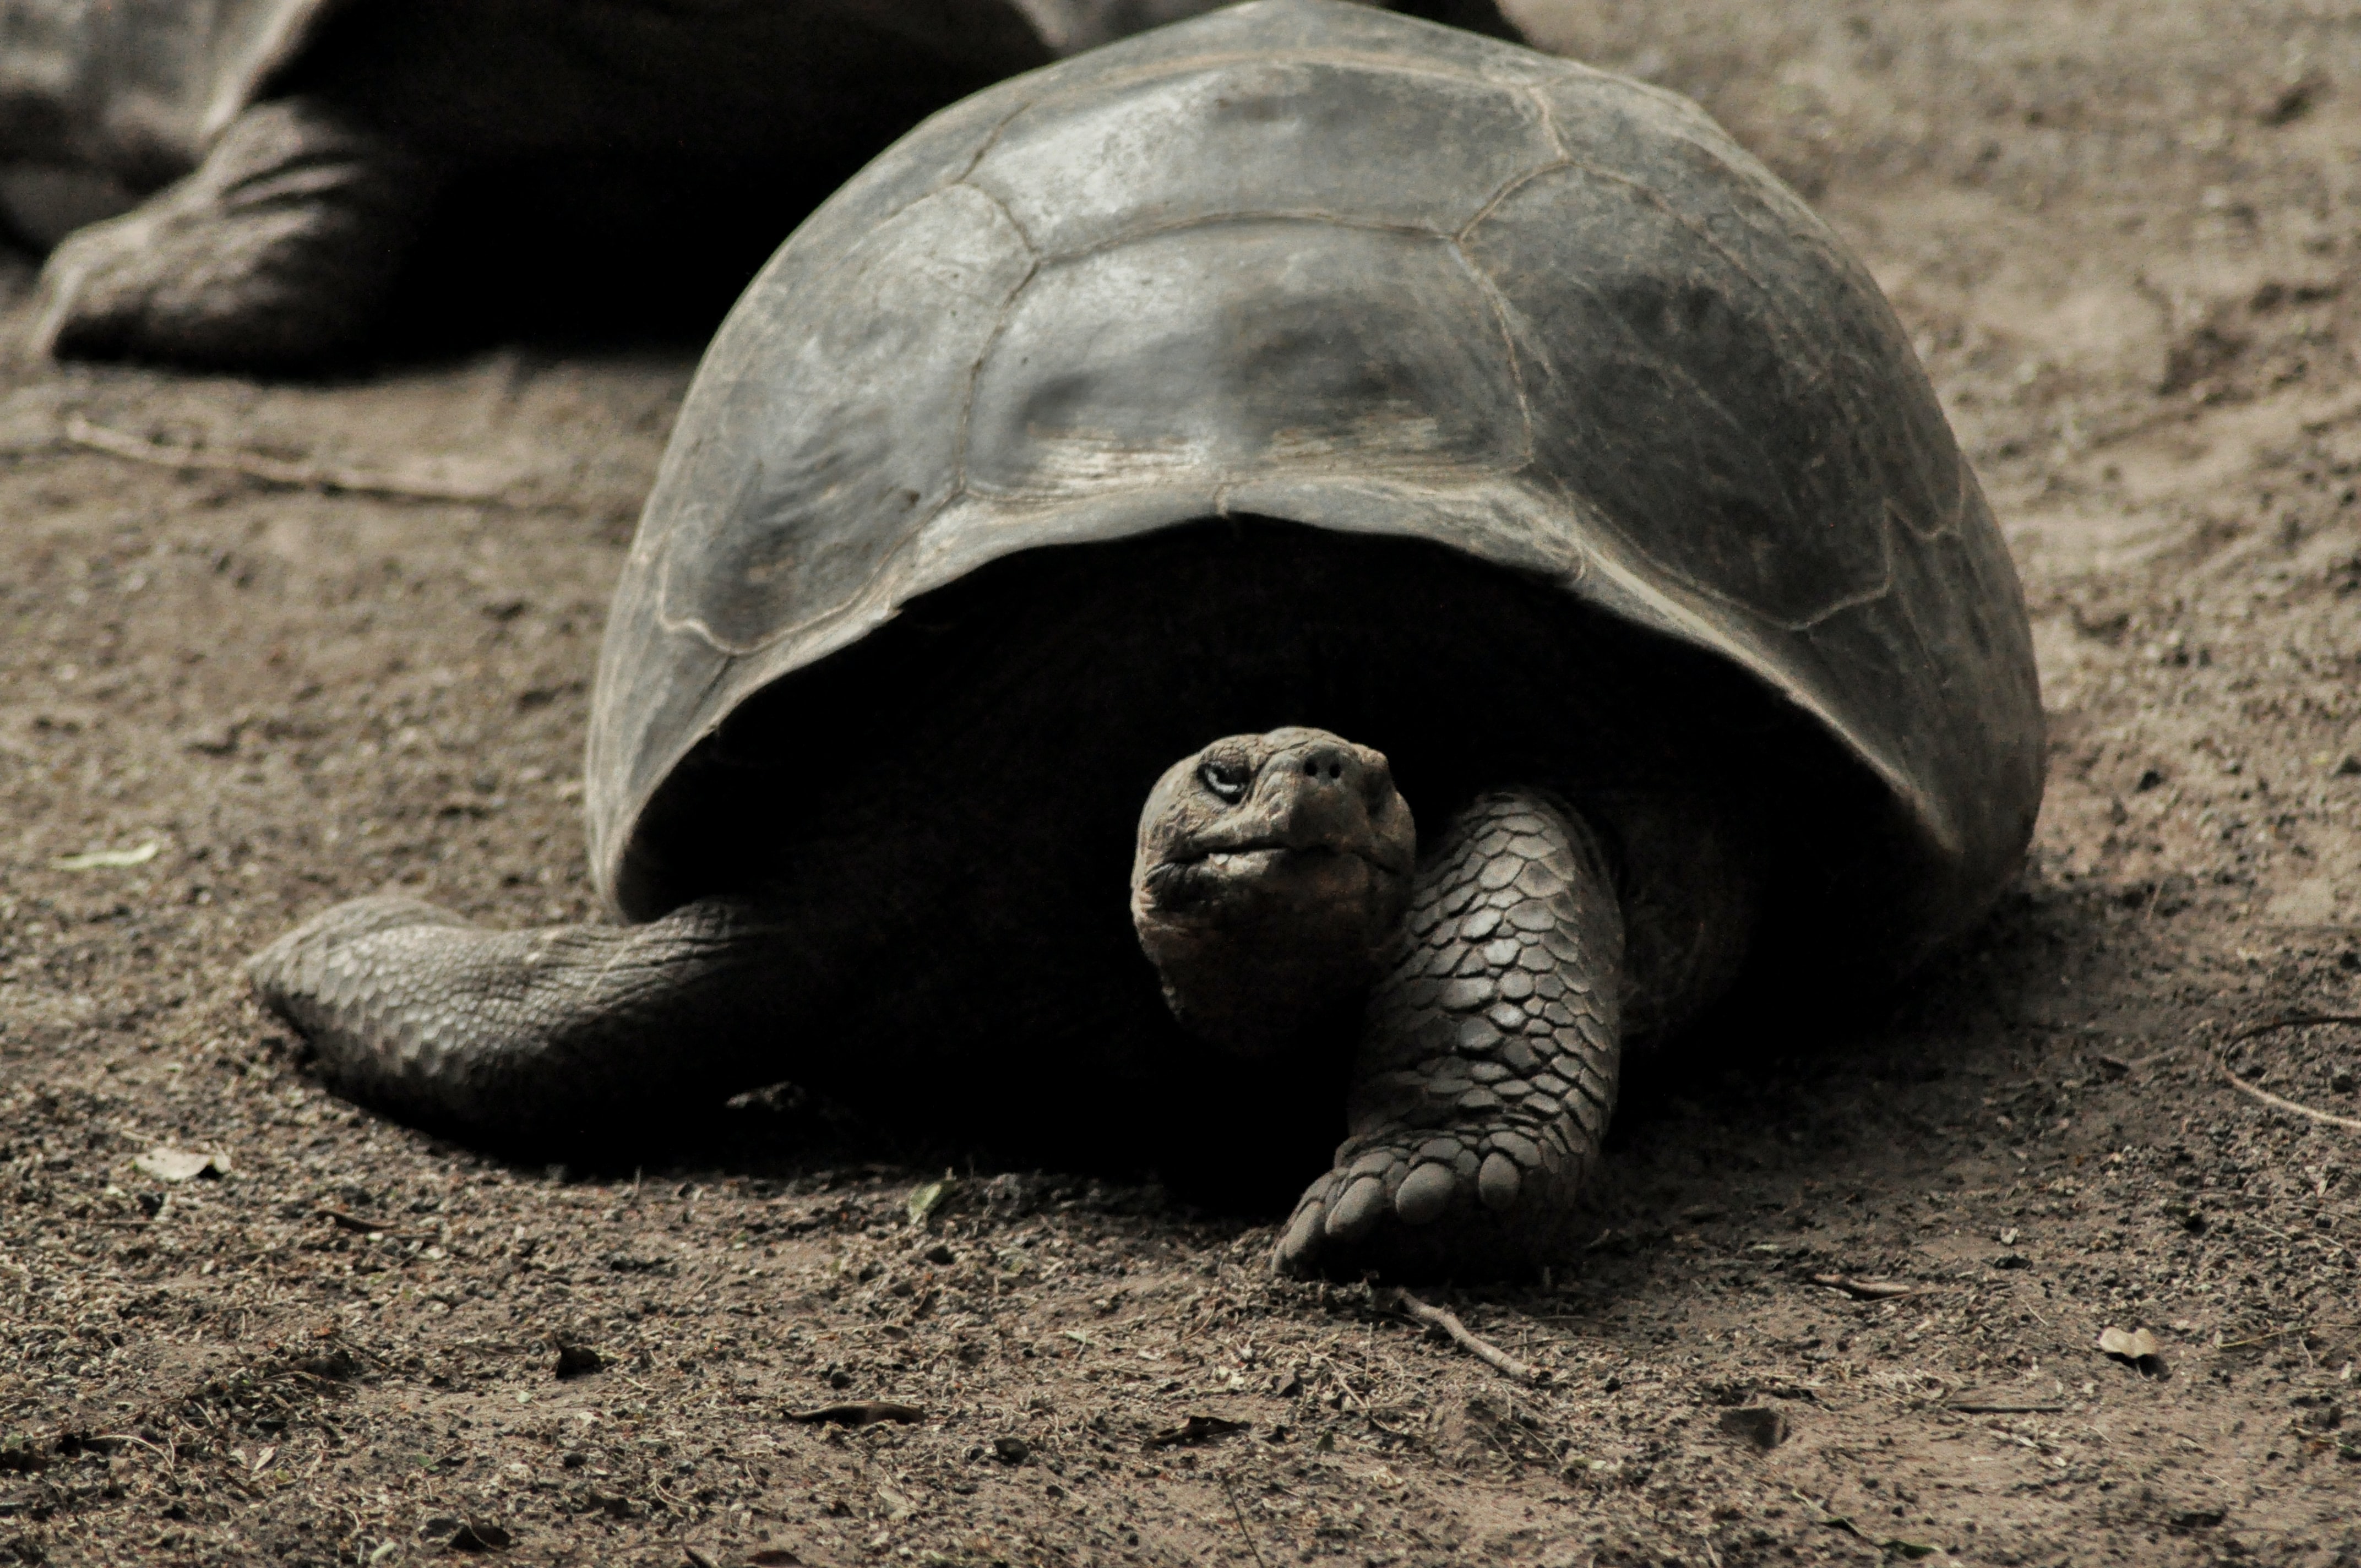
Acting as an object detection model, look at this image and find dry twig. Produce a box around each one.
[1377,1288,1539,1384]
[2213,1016,2361,1133]
[1222,1477,1273,1568]
[62,414,515,507]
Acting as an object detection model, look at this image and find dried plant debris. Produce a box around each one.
[2098,1325,2167,1376]
[1717,1406,1791,1450]
[1145,1415,1248,1449]
[1810,1273,1917,1300]
[785,1402,924,1428]
[130,1147,230,1182]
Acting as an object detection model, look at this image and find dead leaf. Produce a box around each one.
[785,1401,923,1428]
[2099,1325,2166,1375]
[1146,1414,1248,1449]
[1718,1407,1790,1450]
[1810,1273,1916,1300]
[54,841,159,870]
[437,1521,510,1558]
[551,1339,602,1380]
[133,1148,229,1183]
[906,1178,954,1227]
[1797,1493,1944,1558]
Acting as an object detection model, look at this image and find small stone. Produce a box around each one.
[1441,977,1498,1011]
[552,1340,602,1379]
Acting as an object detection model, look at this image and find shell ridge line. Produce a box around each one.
[1454,156,1571,247]
[1548,155,1826,379]
[935,94,1040,196]
[1574,541,1950,855]
[1782,503,1896,633]
[1532,264,1794,529]
[945,177,1045,504]
[1448,239,1537,469]
[1524,80,1569,163]
[1029,45,1498,104]
[1036,209,1444,266]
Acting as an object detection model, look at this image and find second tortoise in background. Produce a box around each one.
[0,0,1519,370]
[251,0,2042,1278]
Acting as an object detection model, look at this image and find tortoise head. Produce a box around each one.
[1131,727,1417,1059]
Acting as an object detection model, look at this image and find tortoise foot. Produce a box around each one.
[1273,1122,1585,1281]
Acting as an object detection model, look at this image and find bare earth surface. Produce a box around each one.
[7,3,2361,1564]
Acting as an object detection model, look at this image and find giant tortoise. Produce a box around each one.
[252,0,2044,1279]
[0,0,1517,369]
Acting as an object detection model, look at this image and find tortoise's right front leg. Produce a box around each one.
[250,894,809,1152]
[1276,792,1623,1280]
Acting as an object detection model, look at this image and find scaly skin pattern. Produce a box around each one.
[1275,791,1622,1279]
[249,893,795,1148]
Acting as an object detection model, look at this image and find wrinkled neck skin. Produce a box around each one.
[1131,727,1416,1059]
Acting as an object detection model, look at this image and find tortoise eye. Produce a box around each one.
[1199,760,1249,803]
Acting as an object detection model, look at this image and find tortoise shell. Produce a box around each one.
[587,0,2042,973]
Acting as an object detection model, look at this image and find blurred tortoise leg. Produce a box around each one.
[249,894,824,1154]
[32,96,434,370]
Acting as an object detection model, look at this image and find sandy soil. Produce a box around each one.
[6,2,2361,1564]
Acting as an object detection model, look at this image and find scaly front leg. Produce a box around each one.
[250,893,813,1153]
[1275,792,1623,1279]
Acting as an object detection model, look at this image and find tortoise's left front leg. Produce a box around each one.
[1275,792,1623,1279]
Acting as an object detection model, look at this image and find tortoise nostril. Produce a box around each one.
[1303,759,1318,776]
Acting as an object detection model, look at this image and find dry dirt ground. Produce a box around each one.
[7,2,2361,1565]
